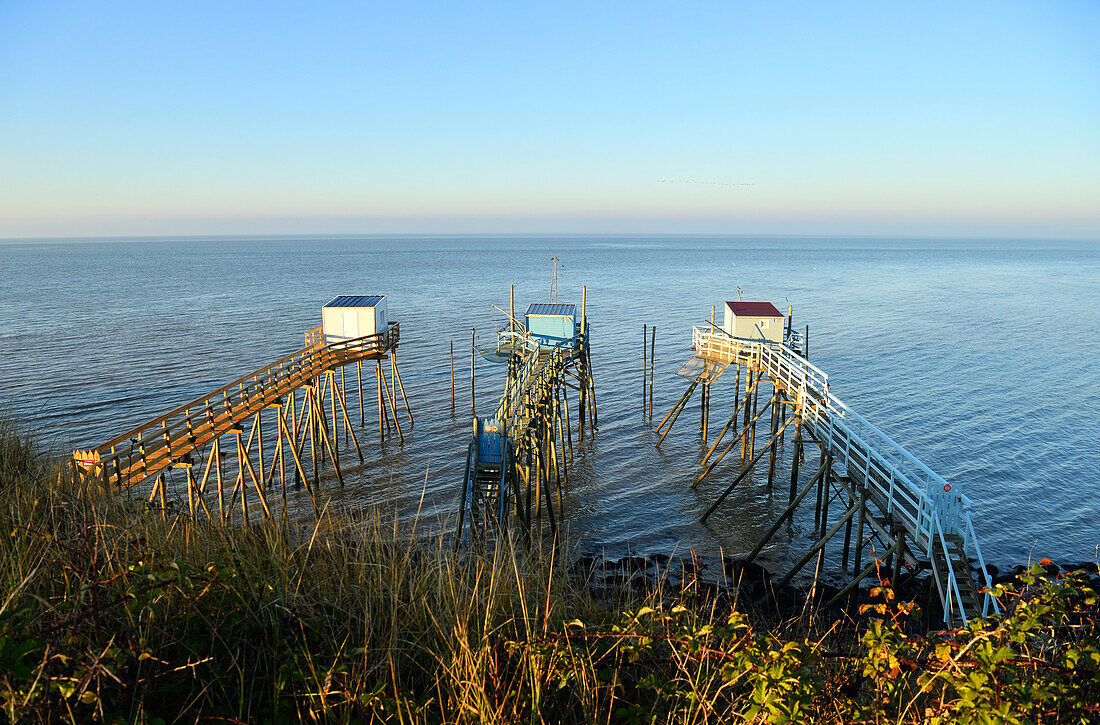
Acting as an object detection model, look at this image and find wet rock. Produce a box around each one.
[724,557,772,585]
[676,558,701,575]
[1066,561,1100,575]
[617,556,651,573]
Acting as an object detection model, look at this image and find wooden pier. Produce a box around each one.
[656,311,998,628]
[73,318,411,524]
[456,287,596,545]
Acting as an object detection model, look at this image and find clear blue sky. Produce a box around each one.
[1,1,1097,238]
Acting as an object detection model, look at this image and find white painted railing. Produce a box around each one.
[692,327,999,624]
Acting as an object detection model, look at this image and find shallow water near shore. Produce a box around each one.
[1,235,1098,570]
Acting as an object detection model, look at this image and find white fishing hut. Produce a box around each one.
[322,295,389,344]
[723,301,785,344]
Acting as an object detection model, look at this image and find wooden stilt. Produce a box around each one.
[841,483,855,571]
[655,381,698,447]
[789,420,803,504]
[376,363,385,445]
[334,375,364,462]
[471,328,476,414]
[775,499,864,590]
[642,325,651,420]
[741,370,754,460]
[694,390,778,487]
[358,360,364,427]
[699,417,793,522]
[314,394,345,486]
[235,432,249,526]
[379,364,403,443]
[744,458,831,562]
[767,393,780,489]
[699,375,761,467]
[642,323,647,416]
[733,364,740,432]
[852,483,868,577]
[825,537,902,610]
[450,340,455,410]
[278,411,317,515]
[393,354,413,427]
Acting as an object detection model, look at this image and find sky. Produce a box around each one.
[1,1,1097,239]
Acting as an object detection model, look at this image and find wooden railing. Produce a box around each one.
[90,324,399,490]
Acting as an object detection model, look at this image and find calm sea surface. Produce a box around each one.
[1,236,1098,570]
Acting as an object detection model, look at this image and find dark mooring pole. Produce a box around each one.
[642,325,651,420]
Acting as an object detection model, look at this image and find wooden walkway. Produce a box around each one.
[457,327,595,545]
[75,324,410,521]
[674,327,997,627]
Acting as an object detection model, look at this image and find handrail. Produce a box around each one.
[93,323,400,488]
[692,325,990,623]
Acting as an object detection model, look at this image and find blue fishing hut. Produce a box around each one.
[525,303,578,347]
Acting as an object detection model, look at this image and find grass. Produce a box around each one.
[1,411,1098,723]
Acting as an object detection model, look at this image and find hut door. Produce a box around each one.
[341,310,358,340]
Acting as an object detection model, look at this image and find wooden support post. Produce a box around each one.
[789,419,803,504]
[334,374,364,462]
[767,393,780,489]
[276,405,287,511]
[561,383,573,462]
[655,381,698,447]
[891,529,907,586]
[376,363,385,445]
[825,537,903,609]
[775,499,864,590]
[733,364,740,431]
[694,389,775,487]
[450,341,456,410]
[749,372,761,458]
[329,371,339,455]
[184,463,195,518]
[358,360,364,427]
[309,383,320,486]
[340,367,348,444]
[379,364,404,444]
[700,374,761,467]
[805,324,810,359]
[278,410,317,515]
[586,346,597,432]
[642,325,651,420]
[642,323,648,416]
[842,483,855,570]
[745,458,831,562]
[741,370,754,460]
[699,417,793,522]
[393,354,413,427]
[256,409,265,492]
[852,483,868,577]
[471,327,476,414]
[314,394,345,486]
[235,431,249,526]
[237,428,271,519]
[820,458,832,538]
[214,437,224,521]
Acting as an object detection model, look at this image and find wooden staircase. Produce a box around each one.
[931,533,982,626]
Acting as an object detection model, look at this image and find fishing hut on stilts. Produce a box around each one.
[72,295,413,524]
[655,299,999,628]
[456,284,596,547]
